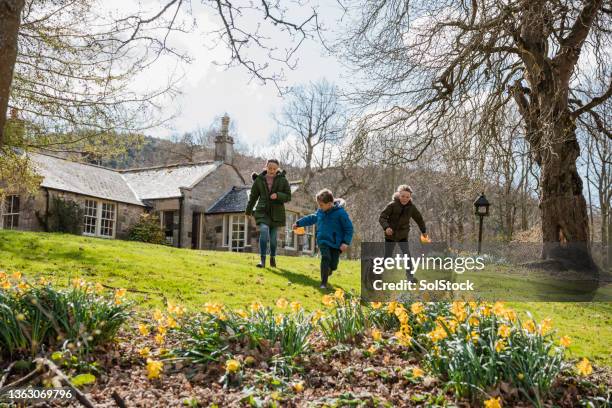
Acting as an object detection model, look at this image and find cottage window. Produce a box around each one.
[83,199,116,238]
[222,214,248,251]
[285,212,297,249]
[1,195,20,229]
[162,211,175,245]
[100,203,116,237]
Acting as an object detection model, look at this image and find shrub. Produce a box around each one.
[318,290,367,344]
[246,307,313,358]
[128,213,164,244]
[0,274,132,358]
[422,302,564,406]
[175,314,230,364]
[36,196,84,234]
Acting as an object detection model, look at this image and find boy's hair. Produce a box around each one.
[316,188,334,204]
[267,159,280,166]
[397,184,413,194]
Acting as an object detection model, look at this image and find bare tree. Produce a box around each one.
[339,0,612,268]
[0,0,322,155]
[274,79,345,193]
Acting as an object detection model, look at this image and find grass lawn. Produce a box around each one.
[1,229,610,365]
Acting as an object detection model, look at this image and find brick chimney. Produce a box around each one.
[214,114,234,165]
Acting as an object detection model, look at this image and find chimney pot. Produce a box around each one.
[214,115,234,165]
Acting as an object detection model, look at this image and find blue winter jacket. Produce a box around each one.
[296,199,353,249]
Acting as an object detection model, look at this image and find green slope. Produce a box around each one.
[1,230,610,365]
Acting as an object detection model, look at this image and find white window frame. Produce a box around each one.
[285,212,298,250]
[222,214,249,251]
[82,199,116,238]
[1,195,20,230]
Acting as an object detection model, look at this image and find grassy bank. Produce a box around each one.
[1,229,610,365]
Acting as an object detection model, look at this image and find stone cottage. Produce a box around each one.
[0,116,317,255]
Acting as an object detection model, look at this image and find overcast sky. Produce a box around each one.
[117,0,348,148]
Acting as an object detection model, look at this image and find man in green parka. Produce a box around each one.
[245,159,292,268]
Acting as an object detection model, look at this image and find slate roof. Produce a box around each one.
[120,162,221,200]
[28,153,225,205]
[206,181,304,214]
[29,153,143,206]
[206,186,250,214]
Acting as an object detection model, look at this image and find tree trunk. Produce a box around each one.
[0,0,24,148]
[539,112,595,271]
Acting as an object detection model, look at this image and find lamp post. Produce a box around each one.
[473,192,490,255]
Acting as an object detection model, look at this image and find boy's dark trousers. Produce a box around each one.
[384,238,415,281]
[319,244,341,286]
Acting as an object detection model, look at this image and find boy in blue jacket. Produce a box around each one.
[293,189,354,289]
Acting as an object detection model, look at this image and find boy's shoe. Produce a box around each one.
[270,257,277,267]
[319,284,327,289]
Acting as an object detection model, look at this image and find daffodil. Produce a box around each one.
[539,318,552,335]
[154,333,165,345]
[576,358,593,376]
[249,301,263,313]
[275,314,283,325]
[236,309,249,319]
[410,302,424,315]
[290,301,302,313]
[138,324,150,336]
[292,382,304,393]
[11,271,22,280]
[139,347,150,357]
[371,328,382,342]
[522,319,536,334]
[370,302,382,309]
[492,301,505,317]
[484,396,502,408]
[152,309,164,323]
[466,330,479,344]
[334,288,345,300]
[1,280,10,290]
[225,359,241,373]
[497,325,511,338]
[559,335,572,348]
[276,298,288,309]
[412,367,424,378]
[427,325,447,343]
[115,288,127,298]
[395,330,412,346]
[311,309,324,324]
[165,316,178,329]
[146,359,163,379]
[322,294,335,307]
[495,340,506,353]
[367,345,377,354]
[468,315,480,326]
[504,309,517,322]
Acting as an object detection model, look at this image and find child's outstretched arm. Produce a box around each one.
[296,213,317,227]
[411,205,427,234]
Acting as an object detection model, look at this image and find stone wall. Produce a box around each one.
[0,187,145,240]
[182,163,245,249]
